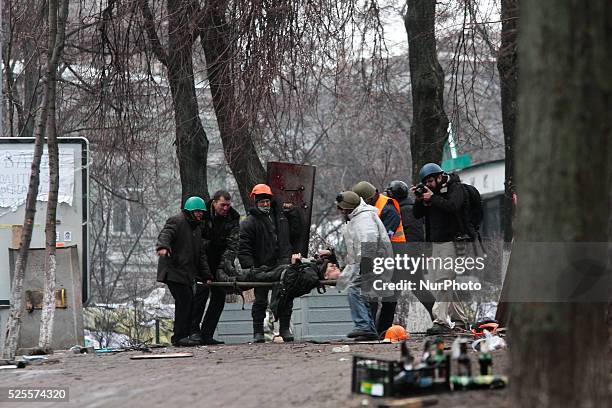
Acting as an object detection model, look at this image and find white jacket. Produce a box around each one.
[337,198,394,298]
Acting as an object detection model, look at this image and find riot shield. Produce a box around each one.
[267,162,316,257]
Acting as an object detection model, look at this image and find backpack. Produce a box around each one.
[462,183,484,232]
[269,262,324,321]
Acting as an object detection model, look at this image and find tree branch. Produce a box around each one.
[137,0,168,66]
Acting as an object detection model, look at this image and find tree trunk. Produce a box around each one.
[21,37,42,139]
[1,70,51,360]
[138,0,209,203]
[199,0,266,208]
[495,0,520,326]
[167,0,209,203]
[2,1,44,139]
[498,0,519,244]
[510,1,611,407]
[39,0,69,351]
[609,153,612,380]
[404,0,449,182]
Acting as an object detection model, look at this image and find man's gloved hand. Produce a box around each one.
[223,258,237,277]
[215,267,236,282]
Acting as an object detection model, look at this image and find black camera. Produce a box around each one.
[414,183,427,197]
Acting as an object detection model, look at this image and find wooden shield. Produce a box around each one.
[267,162,316,257]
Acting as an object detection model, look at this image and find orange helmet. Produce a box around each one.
[383,325,409,343]
[250,184,273,199]
[471,321,499,337]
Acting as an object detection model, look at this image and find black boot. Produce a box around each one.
[173,336,200,347]
[279,319,294,342]
[253,322,265,343]
[189,333,204,344]
[200,336,225,345]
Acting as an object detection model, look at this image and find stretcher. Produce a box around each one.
[207,279,337,288]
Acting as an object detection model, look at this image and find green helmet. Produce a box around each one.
[184,196,207,211]
[336,191,361,210]
[352,181,377,201]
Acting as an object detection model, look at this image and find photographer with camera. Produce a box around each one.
[385,181,436,322]
[412,163,470,335]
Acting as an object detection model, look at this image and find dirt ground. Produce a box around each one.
[1,336,509,408]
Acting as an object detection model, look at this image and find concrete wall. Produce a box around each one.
[214,289,353,343]
[213,289,431,343]
[10,247,84,351]
[0,306,7,348]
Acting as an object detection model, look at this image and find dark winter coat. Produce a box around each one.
[203,202,240,273]
[238,201,301,269]
[413,173,467,243]
[156,212,212,285]
[397,196,425,243]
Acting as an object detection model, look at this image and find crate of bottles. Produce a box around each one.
[351,354,450,398]
[351,337,507,398]
[351,355,402,397]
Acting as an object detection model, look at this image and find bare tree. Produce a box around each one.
[39,0,70,351]
[404,0,449,181]
[138,0,210,203]
[1,4,54,360]
[510,0,611,406]
[198,0,266,206]
[2,0,47,138]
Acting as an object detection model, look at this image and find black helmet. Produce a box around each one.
[386,180,409,199]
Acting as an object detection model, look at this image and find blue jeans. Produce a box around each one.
[347,285,377,333]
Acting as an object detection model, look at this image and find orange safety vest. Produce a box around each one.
[374,194,406,243]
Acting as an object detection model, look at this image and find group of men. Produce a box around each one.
[332,162,474,341]
[156,186,302,346]
[156,162,475,346]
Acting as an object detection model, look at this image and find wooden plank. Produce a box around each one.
[130,352,193,360]
[267,162,316,257]
[11,224,23,249]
